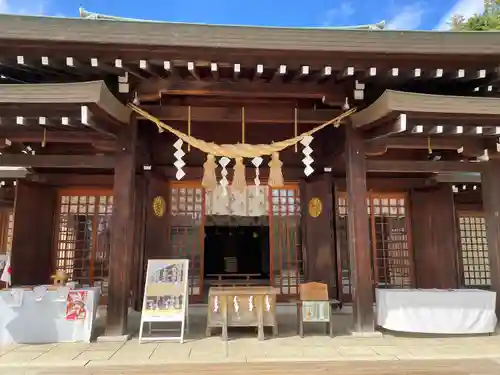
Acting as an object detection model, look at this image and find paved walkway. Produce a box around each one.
[1,332,500,369]
[3,359,500,375]
[2,310,500,372]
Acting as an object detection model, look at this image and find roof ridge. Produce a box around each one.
[78,7,386,29]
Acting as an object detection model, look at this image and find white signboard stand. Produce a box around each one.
[138,259,189,343]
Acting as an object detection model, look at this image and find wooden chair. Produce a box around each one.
[295,282,340,338]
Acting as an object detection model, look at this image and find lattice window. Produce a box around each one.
[370,196,412,289]
[6,211,13,253]
[0,210,13,254]
[458,213,490,287]
[0,210,13,278]
[269,186,303,296]
[335,196,352,301]
[55,192,113,297]
[335,193,413,302]
[169,184,204,300]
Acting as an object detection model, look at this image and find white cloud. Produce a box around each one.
[386,3,426,30]
[434,0,485,30]
[0,0,47,15]
[321,1,356,26]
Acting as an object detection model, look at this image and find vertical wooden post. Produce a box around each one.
[344,123,374,333]
[105,116,137,336]
[481,161,500,315]
[302,175,337,297]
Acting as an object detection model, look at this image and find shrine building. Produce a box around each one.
[0,9,499,336]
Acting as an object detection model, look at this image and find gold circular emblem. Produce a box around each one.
[308,197,322,218]
[152,196,166,217]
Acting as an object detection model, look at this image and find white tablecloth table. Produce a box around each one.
[0,287,99,345]
[376,288,497,334]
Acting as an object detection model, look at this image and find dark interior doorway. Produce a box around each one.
[204,225,270,278]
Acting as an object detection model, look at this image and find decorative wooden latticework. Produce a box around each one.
[0,210,13,279]
[0,209,13,254]
[370,195,412,290]
[54,191,113,298]
[169,182,204,302]
[457,212,490,287]
[269,185,303,297]
[335,193,413,302]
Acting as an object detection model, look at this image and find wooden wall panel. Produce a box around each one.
[302,175,337,297]
[410,185,459,289]
[144,173,170,260]
[11,180,56,285]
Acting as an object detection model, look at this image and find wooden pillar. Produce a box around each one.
[481,161,500,315]
[301,175,337,297]
[105,117,137,336]
[410,185,459,289]
[144,172,170,260]
[131,175,147,311]
[344,124,374,333]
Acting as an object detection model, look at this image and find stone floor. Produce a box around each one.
[1,308,500,371]
[3,359,500,375]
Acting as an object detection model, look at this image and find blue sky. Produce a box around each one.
[0,0,485,30]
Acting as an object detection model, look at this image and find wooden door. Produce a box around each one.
[368,194,413,290]
[54,189,113,301]
[335,192,414,302]
[168,182,205,302]
[457,211,490,288]
[269,185,302,299]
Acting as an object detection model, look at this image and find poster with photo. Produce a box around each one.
[65,290,88,320]
[139,259,189,343]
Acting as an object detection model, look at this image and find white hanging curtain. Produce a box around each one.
[205,186,269,217]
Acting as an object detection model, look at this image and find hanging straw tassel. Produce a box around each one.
[231,157,247,193]
[268,152,284,188]
[201,154,217,192]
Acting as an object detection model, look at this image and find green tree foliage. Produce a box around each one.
[451,0,500,30]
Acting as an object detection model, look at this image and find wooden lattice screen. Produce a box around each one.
[269,185,303,298]
[336,193,413,302]
[169,182,204,302]
[457,212,490,287]
[0,210,13,254]
[54,191,113,299]
[0,210,13,280]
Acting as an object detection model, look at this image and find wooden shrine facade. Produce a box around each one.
[1,13,500,336]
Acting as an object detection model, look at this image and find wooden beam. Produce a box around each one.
[0,154,115,168]
[366,159,484,173]
[210,63,218,80]
[0,128,114,144]
[364,114,407,140]
[29,173,114,186]
[345,123,374,333]
[366,136,486,157]
[81,106,119,137]
[160,166,304,181]
[187,62,200,80]
[140,105,341,124]
[106,116,137,336]
[334,177,430,191]
[138,80,344,102]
